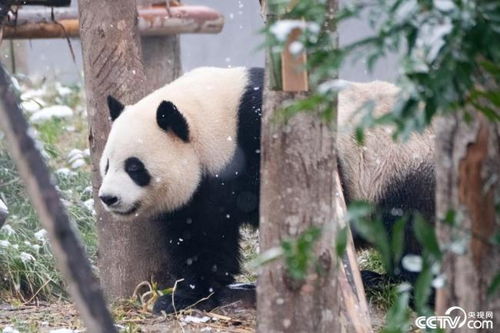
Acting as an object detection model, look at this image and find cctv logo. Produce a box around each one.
[415,306,494,330]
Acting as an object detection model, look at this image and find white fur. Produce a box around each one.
[337,81,435,202]
[99,67,249,217]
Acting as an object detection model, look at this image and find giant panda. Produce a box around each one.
[98,67,435,313]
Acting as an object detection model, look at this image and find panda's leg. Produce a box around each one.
[153,213,242,314]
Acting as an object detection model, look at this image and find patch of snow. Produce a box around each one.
[3,326,20,333]
[318,79,350,94]
[21,89,46,101]
[67,149,87,169]
[402,255,422,272]
[56,168,77,178]
[19,252,35,263]
[434,0,455,12]
[83,199,95,215]
[0,240,11,248]
[270,20,319,42]
[71,159,86,169]
[21,100,42,113]
[0,199,7,212]
[288,41,304,55]
[30,105,73,124]
[34,229,48,242]
[55,83,72,96]
[181,315,210,324]
[49,329,79,333]
[1,224,15,236]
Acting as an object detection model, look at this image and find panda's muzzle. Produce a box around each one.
[100,195,118,207]
[111,202,141,216]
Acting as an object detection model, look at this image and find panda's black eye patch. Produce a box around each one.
[125,157,151,187]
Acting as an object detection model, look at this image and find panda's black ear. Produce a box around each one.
[156,101,190,142]
[107,95,125,121]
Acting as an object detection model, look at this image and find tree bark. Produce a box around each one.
[0,63,116,333]
[257,84,341,333]
[139,0,181,91]
[78,0,172,300]
[435,111,500,331]
[257,1,343,332]
[141,36,181,91]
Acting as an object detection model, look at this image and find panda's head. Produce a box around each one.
[98,95,202,219]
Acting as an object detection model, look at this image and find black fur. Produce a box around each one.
[157,101,190,142]
[153,68,263,313]
[125,157,151,187]
[107,95,125,121]
[341,162,436,285]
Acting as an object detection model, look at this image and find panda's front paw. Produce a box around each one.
[153,289,218,314]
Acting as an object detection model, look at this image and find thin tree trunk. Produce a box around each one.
[257,1,342,332]
[435,111,500,331]
[78,0,172,299]
[0,63,116,333]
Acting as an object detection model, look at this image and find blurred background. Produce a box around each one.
[1,0,397,84]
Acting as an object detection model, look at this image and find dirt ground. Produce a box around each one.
[0,300,257,333]
[0,300,388,333]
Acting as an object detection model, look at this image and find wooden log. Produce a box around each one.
[13,0,71,6]
[0,198,7,228]
[3,6,224,39]
[0,64,116,333]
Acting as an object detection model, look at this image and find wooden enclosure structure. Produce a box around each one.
[2,6,224,39]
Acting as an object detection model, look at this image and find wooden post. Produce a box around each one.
[0,64,116,333]
[139,1,181,91]
[77,0,173,300]
[435,110,500,330]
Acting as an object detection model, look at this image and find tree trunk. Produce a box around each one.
[435,111,500,331]
[138,0,181,91]
[141,36,181,90]
[257,1,342,332]
[257,84,341,333]
[78,0,172,300]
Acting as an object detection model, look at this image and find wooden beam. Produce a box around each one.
[0,63,116,333]
[3,6,224,39]
[12,0,71,6]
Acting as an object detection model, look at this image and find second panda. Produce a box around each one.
[98,67,435,313]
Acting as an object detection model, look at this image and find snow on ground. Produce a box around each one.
[67,149,87,169]
[30,106,73,124]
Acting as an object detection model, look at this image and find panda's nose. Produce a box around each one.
[99,195,119,207]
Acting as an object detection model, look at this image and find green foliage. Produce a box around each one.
[281,227,321,281]
[0,79,96,301]
[266,0,500,137]
[381,287,411,333]
[335,226,348,258]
